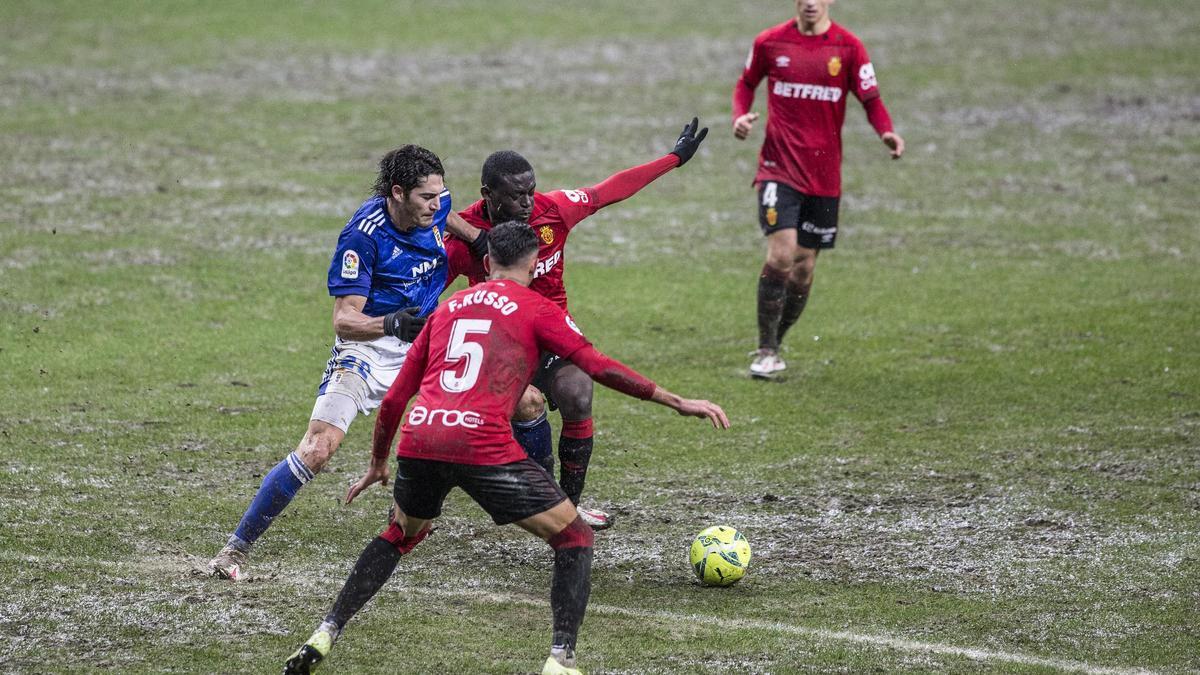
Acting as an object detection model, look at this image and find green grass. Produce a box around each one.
[1,0,1198,672]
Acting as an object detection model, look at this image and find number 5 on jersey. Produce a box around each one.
[440,319,492,392]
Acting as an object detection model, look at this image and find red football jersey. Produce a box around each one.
[452,190,601,311]
[390,280,591,465]
[733,21,886,197]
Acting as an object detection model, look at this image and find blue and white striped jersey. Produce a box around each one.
[326,190,451,318]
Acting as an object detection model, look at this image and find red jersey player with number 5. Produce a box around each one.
[734,0,904,379]
[283,222,728,675]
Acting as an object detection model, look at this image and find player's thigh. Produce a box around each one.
[549,361,593,419]
[392,457,455,521]
[514,498,581,542]
[455,459,568,527]
[794,194,840,250]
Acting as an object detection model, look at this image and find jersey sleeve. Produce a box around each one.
[732,35,768,118]
[372,319,431,459]
[589,155,680,209]
[544,189,601,230]
[327,227,377,298]
[849,40,882,104]
[443,234,482,289]
[532,299,592,359]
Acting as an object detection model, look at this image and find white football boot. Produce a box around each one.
[749,349,787,379]
[576,504,613,530]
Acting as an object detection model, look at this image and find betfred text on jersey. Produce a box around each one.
[447,289,520,316]
[535,250,562,279]
[408,405,485,429]
[772,81,843,102]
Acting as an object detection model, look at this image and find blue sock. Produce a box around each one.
[514,413,553,473]
[230,452,314,549]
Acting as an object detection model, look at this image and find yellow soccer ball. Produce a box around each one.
[689,525,752,586]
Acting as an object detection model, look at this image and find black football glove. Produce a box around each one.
[670,117,709,166]
[382,307,426,342]
[467,229,490,260]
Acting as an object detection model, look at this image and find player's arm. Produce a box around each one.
[445,210,491,259]
[732,37,767,139]
[536,303,728,428]
[577,118,709,217]
[567,344,729,429]
[852,44,904,159]
[332,295,427,343]
[346,324,431,504]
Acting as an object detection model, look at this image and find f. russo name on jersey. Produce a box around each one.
[772,80,843,102]
[448,289,520,316]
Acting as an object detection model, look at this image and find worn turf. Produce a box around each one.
[1,0,1197,673]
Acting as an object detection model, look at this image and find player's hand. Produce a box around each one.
[383,307,426,342]
[670,117,709,166]
[882,131,905,159]
[345,461,390,505]
[732,112,759,140]
[674,398,731,430]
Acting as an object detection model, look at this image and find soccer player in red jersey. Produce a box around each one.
[283,222,728,675]
[443,119,708,529]
[733,0,905,378]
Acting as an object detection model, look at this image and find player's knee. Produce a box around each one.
[380,520,431,555]
[514,386,546,422]
[297,423,344,472]
[554,378,593,418]
[547,517,593,551]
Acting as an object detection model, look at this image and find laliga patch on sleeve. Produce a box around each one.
[565,315,582,336]
[341,250,360,279]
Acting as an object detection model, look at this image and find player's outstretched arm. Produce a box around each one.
[649,386,730,429]
[564,343,730,430]
[587,118,709,209]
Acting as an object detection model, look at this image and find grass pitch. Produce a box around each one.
[1,1,1197,672]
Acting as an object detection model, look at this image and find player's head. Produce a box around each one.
[796,0,834,28]
[484,220,539,285]
[480,151,536,223]
[374,145,445,230]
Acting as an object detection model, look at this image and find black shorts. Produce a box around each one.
[393,456,568,525]
[757,181,840,249]
[531,351,572,411]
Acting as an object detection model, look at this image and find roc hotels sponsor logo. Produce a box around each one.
[772,80,843,102]
[408,405,485,429]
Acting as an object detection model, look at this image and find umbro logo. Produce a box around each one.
[775,55,791,68]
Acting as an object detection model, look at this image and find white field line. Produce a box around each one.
[2,550,1158,675]
[405,587,1156,675]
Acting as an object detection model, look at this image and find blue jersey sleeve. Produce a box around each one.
[327,226,378,298]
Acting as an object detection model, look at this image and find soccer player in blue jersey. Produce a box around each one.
[208,145,458,579]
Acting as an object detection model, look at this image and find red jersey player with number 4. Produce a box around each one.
[443,119,708,531]
[283,222,728,675]
[734,0,904,379]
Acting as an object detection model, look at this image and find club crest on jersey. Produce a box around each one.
[539,226,555,245]
[433,228,444,249]
[827,56,842,77]
[341,250,359,279]
[775,55,791,68]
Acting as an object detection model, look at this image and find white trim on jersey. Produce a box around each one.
[357,207,386,235]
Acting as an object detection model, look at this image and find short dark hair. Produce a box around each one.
[487,221,538,267]
[373,145,444,198]
[481,150,533,189]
